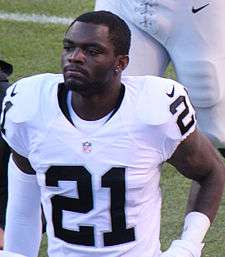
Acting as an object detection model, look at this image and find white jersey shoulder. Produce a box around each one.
[3,73,63,123]
[122,75,196,140]
[1,73,63,157]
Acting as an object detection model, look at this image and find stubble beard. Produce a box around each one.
[64,77,108,97]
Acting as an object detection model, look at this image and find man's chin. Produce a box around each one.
[65,78,86,91]
[64,79,104,97]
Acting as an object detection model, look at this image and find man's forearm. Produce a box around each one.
[188,167,225,222]
[186,181,200,214]
[4,157,42,257]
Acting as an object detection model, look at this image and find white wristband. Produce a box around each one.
[160,212,210,257]
[181,212,210,244]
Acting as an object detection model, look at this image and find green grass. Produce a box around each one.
[0,1,224,256]
[0,20,65,81]
[0,0,94,17]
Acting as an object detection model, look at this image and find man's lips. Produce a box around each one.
[64,66,88,77]
[66,70,84,78]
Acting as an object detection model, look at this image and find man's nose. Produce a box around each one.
[69,48,86,63]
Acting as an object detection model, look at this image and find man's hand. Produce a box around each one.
[160,239,203,257]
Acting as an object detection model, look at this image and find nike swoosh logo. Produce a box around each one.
[166,85,175,98]
[10,84,17,97]
[192,3,210,14]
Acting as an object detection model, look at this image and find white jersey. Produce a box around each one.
[2,73,196,257]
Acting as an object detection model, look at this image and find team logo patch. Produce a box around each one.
[82,141,92,153]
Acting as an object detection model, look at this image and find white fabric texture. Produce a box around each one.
[181,212,210,245]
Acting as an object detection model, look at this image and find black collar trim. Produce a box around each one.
[106,83,125,122]
[57,83,73,125]
[57,83,125,125]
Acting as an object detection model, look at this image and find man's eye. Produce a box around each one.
[63,45,73,51]
[87,48,101,55]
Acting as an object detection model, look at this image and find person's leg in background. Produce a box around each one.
[122,21,170,77]
[163,0,225,211]
[95,0,170,77]
[167,0,225,152]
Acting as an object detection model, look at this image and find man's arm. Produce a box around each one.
[160,129,225,257]
[4,151,41,257]
[186,181,201,214]
[168,129,225,222]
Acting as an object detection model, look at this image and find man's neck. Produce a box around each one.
[71,80,122,121]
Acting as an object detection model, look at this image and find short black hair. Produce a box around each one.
[66,11,131,56]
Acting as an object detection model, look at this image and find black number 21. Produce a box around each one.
[46,166,135,246]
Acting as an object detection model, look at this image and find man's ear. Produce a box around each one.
[115,55,129,73]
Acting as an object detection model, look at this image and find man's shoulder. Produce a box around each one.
[11,73,63,92]
[24,72,63,82]
[3,73,63,124]
[5,73,63,98]
[122,75,184,91]
[128,75,192,126]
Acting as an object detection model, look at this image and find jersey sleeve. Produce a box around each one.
[1,73,63,158]
[161,80,197,160]
[1,80,31,157]
[136,76,197,161]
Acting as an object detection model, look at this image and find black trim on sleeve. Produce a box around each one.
[106,83,125,122]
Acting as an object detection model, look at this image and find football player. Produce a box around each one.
[95,0,225,156]
[0,60,13,250]
[1,11,225,257]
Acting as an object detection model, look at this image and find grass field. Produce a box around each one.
[0,1,224,256]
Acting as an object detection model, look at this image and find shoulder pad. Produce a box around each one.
[135,76,196,140]
[136,76,191,125]
[137,76,187,125]
[3,73,63,123]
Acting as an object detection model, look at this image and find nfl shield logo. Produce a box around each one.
[82,141,92,153]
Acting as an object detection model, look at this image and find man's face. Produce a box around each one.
[61,22,117,96]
